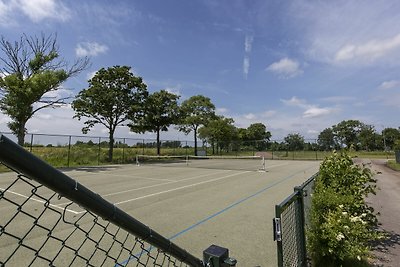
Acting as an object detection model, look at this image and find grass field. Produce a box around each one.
[387,160,400,171]
[0,145,395,173]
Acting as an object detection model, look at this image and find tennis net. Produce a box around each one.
[135,155,266,171]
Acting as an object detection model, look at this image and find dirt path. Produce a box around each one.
[366,159,400,266]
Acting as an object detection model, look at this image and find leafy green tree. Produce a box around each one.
[318,127,336,151]
[0,33,89,145]
[382,127,400,150]
[284,133,305,151]
[198,116,237,154]
[246,123,271,150]
[178,95,216,155]
[72,66,147,162]
[358,125,377,150]
[129,90,180,155]
[332,120,364,149]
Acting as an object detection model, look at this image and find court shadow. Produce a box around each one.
[371,229,400,264]
[61,165,126,173]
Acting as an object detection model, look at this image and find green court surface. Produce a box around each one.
[0,159,320,266]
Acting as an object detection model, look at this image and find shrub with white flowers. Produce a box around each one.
[308,151,382,266]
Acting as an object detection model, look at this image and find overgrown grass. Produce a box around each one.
[387,160,400,171]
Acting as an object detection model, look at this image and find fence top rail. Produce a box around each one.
[276,172,318,211]
[276,191,300,211]
[0,134,203,267]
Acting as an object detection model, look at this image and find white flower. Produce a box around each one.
[339,204,344,209]
[342,211,348,215]
[357,255,361,261]
[336,233,345,241]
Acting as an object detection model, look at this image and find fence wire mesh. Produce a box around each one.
[275,173,317,267]
[279,197,305,267]
[0,134,203,267]
[0,164,190,267]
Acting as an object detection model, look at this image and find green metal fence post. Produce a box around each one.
[294,186,307,267]
[275,205,284,267]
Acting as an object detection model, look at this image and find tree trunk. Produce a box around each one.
[156,128,161,156]
[194,128,198,156]
[108,130,114,162]
[17,122,26,146]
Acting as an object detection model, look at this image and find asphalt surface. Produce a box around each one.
[366,159,400,267]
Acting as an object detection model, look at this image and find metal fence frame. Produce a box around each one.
[273,173,318,267]
[0,134,207,266]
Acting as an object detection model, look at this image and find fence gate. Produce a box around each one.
[273,174,317,267]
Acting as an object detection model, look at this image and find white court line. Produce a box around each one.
[0,187,81,214]
[102,171,229,197]
[103,173,176,182]
[56,171,226,207]
[115,171,250,205]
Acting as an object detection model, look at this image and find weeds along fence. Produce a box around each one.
[0,134,236,266]
[273,173,318,267]
[0,132,335,169]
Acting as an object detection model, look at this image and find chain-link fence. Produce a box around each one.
[273,173,318,267]
[0,132,337,171]
[0,134,209,267]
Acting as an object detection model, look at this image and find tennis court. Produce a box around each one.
[0,158,320,266]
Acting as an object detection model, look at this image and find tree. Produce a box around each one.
[318,128,336,151]
[332,120,364,149]
[198,116,237,154]
[359,125,377,151]
[178,95,216,155]
[129,90,180,155]
[245,123,271,150]
[0,33,89,145]
[382,127,400,150]
[72,66,147,162]
[284,133,305,151]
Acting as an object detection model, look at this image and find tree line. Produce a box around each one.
[1,34,399,162]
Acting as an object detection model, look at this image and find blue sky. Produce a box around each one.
[0,0,399,141]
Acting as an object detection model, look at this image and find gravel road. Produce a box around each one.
[365,159,400,266]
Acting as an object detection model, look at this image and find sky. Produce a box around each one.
[0,0,400,143]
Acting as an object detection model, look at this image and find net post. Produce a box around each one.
[136,154,140,166]
[186,155,189,166]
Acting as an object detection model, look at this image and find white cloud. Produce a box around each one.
[266,58,303,78]
[18,0,70,22]
[0,1,15,26]
[335,34,400,63]
[0,0,70,25]
[378,80,400,90]
[281,96,339,119]
[75,42,108,57]
[243,56,250,79]
[303,107,332,118]
[165,87,181,97]
[290,1,400,66]
[243,34,254,79]
[216,107,229,114]
[281,96,307,108]
[244,35,253,53]
[244,113,256,120]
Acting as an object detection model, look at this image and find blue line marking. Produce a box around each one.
[116,165,316,266]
